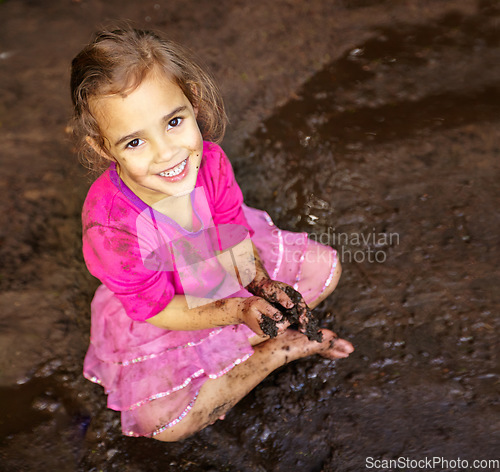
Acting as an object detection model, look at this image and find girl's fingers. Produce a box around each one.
[297,304,310,332]
[261,300,283,322]
[261,301,291,328]
[272,310,283,322]
[259,280,294,309]
[270,307,284,322]
[275,290,293,309]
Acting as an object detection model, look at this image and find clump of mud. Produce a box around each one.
[259,285,323,342]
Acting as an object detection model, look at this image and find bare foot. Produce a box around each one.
[317,329,354,360]
[279,328,353,361]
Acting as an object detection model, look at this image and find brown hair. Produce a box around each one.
[70,26,228,173]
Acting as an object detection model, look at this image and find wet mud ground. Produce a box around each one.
[1,0,499,471]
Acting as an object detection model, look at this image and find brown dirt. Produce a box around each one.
[1,0,499,471]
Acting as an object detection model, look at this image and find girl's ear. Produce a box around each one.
[86,136,114,161]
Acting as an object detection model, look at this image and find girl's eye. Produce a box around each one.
[168,117,182,129]
[126,138,143,149]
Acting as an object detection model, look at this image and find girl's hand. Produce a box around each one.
[248,279,313,336]
[239,296,290,337]
[247,279,294,311]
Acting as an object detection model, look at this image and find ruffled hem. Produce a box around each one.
[84,350,252,412]
[101,327,224,367]
[84,325,255,411]
[147,391,199,437]
[88,284,227,365]
[119,350,253,437]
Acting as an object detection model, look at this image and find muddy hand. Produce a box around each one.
[262,281,312,334]
[295,297,313,335]
[247,279,294,310]
[240,296,289,337]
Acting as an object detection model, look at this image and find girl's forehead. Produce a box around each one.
[106,68,181,100]
[90,72,191,134]
[93,72,186,112]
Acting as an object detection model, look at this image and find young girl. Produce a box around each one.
[71,26,354,442]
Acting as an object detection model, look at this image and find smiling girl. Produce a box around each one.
[71,26,353,442]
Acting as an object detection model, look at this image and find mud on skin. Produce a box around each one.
[258,285,323,342]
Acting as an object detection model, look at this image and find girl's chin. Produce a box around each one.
[168,185,195,198]
[159,175,197,199]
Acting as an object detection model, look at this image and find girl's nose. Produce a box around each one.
[155,136,179,163]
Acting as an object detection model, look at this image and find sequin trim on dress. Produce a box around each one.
[87,350,254,414]
[124,352,253,437]
[293,235,308,290]
[272,228,284,279]
[263,212,274,226]
[127,368,205,410]
[126,352,253,411]
[207,352,251,378]
[263,212,283,279]
[84,374,102,385]
[320,248,338,294]
[151,392,199,437]
[107,327,223,366]
[123,392,200,437]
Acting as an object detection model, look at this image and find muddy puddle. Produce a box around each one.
[1,2,500,471]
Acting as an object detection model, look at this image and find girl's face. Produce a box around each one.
[90,70,204,205]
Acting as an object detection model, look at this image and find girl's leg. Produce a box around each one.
[153,328,352,442]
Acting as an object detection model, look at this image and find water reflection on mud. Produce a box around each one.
[234,7,500,470]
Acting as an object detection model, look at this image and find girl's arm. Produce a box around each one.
[146,242,289,334]
[146,294,286,335]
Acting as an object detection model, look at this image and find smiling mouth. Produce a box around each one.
[158,158,187,177]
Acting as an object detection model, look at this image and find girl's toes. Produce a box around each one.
[319,331,354,359]
[333,338,354,355]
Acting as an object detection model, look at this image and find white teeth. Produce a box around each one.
[159,159,187,177]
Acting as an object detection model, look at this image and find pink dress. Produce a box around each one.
[82,142,337,437]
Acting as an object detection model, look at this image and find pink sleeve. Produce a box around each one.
[208,144,255,237]
[83,225,175,322]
